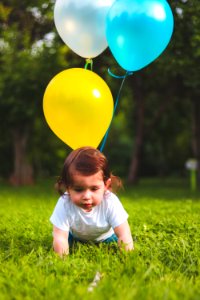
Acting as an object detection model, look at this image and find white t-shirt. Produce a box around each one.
[50,191,128,242]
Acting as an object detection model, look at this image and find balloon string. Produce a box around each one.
[108,68,133,79]
[99,70,133,152]
[84,58,93,70]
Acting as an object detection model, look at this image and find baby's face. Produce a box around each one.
[68,171,110,212]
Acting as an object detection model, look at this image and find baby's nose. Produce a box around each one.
[83,189,92,199]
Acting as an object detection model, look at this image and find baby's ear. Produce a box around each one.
[105,178,111,190]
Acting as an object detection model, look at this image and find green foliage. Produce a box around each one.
[0,0,80,178]
[0,179,200,299]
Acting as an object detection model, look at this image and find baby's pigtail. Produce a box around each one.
[110,174,123,193]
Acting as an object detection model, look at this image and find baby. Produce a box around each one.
[50,146,134,256]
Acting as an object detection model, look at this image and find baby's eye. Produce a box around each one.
[73,187,84,192]
[91,187,99,191]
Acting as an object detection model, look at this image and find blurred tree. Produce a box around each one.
[0,0,80,185]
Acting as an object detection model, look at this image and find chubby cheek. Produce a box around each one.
[93,198,102,206]
[93,192,105,205]
[69,193,81,204]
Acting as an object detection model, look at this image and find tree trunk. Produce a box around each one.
[128,77,145,184]
[9,128,34,186]
[192,96,200,187]
[127,77,174,185]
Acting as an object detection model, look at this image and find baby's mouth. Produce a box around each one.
[82,203,92,210]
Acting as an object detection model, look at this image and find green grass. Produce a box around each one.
[0,178,200,300]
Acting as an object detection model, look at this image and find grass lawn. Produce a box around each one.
[0,178,200,300]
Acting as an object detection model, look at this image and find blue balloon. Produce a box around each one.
[106,0,174,71]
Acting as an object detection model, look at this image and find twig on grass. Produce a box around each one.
[87,271,102,292]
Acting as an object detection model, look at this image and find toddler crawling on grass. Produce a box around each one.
[50,147,133,256]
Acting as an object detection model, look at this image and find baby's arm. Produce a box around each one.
[114,220,134,251]
[52,226,69,257]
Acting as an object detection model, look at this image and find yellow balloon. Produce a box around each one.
[43,68,114,149]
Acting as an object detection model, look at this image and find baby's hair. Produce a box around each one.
[55,146,122,194]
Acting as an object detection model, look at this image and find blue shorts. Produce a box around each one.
[68,232,118,247]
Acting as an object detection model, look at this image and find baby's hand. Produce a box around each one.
[53,226,69,257]
[114,221,134,251]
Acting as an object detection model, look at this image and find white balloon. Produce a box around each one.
[54,0,115,58]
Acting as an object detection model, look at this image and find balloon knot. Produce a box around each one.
[85,58,93,70]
